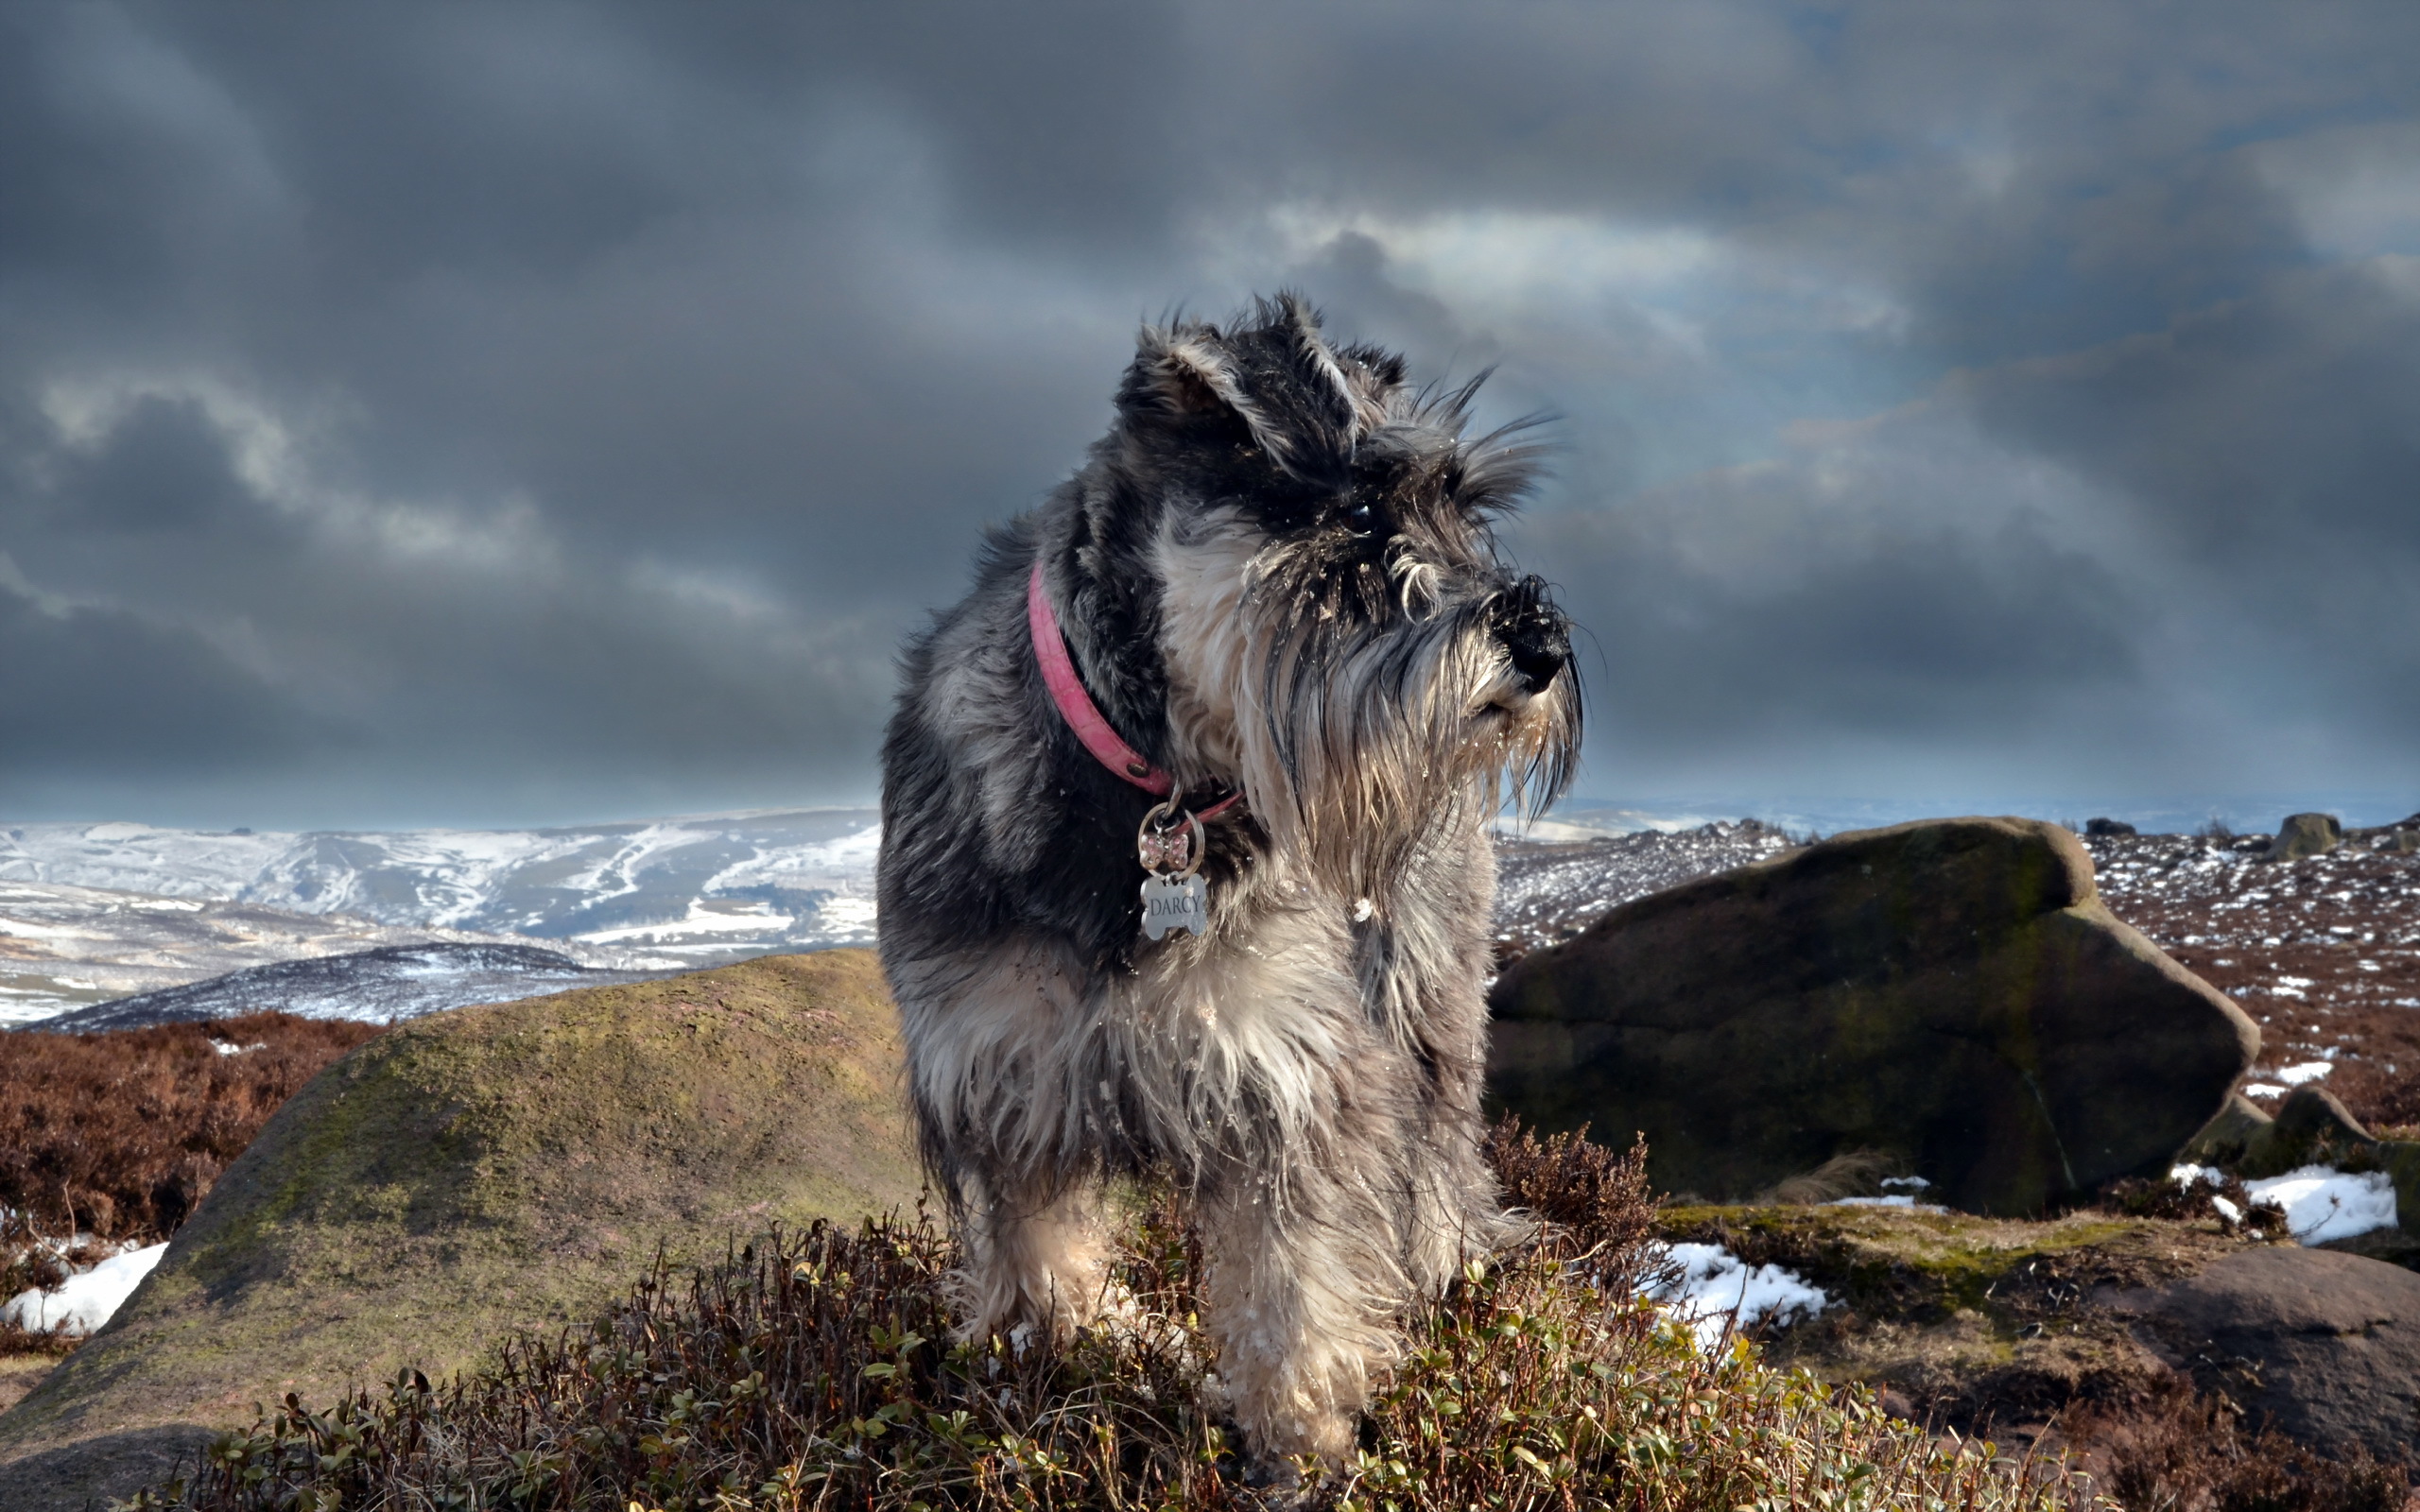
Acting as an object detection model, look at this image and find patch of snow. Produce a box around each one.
[1646,1242,1828,1350]
[2273,1061,2335,1085]
[2243,1166,2397,1245]
[212,1040,268,1057]
[2,1242,168,1335]
[2169,1163,2225,1189]
[2243,1084,2288,1099]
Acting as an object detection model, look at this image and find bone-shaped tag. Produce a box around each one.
[1140,873,1209,939]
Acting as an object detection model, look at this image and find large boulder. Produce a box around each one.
[2105,1246,2420,1462]
[0,949,920,1512]
[1488,817,2258,1216]
[2264,812,2342,862]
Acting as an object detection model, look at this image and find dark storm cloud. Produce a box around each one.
[3,0,2418,825]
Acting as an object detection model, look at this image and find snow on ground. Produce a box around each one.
[1644,1243,1829,1350]
[0,878,623,1025]
[2083,828,2420,1128]
[2,1241,166,1335]
[1494,819,1798,958]
[2169,1161,2398,1244]
[0,809,883,945]
[42,942,675,1031]
[0,810,884,1024]
[2245,1166,2399,1245]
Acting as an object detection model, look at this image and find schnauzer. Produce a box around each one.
[877,294,1580,1473]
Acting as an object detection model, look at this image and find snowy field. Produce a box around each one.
[0,809,884,1022]
[1,808,883,954]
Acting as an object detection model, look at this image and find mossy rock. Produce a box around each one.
[1489,817,2260,1214]
[2264,812,2342,862]
[0,949,921,1509]
[1659,1202,2263,1432]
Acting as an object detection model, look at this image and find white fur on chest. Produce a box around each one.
[1150,510,1258,785]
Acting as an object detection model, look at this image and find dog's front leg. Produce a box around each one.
[1198,1159,1408,1481]
[955,1176,1115,1349]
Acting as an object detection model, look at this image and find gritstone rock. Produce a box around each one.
[2187,1087,2420,1246]
[0,949,920,1512]
[1488,817,2258,1216]
[2083,817,2136,837]
[2264,812,2342,863]
[2105,1246,2420,1462]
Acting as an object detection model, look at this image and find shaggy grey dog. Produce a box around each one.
[877,295,1579,1473]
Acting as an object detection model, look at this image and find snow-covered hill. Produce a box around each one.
[0,808,882,964]
[0,877,638,1026]
[42,942,671,1031]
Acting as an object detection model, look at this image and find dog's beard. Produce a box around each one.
[1220,561,1579,894]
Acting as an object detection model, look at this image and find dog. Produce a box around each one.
[876,294,1580,1474]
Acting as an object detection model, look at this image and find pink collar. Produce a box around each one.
[1028,559,1242,821]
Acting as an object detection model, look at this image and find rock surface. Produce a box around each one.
[2265,812,2343,863]
[0,949,921,1512]
[1489,817,2260,1215]
[2187,1086,2420,1251]
[2105,1246,2420,1461]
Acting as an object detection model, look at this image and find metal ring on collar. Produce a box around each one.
[1138,799,1208,880]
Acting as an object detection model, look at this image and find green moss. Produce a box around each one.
[0,949,923,1477]
[1656,1201,2261,1428]
[1660,1203,2205,1323]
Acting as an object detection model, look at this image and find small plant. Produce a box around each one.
[1483,1117,1658,1261]
[148,1139,2105,1512]
[2095,1172,2290,1240]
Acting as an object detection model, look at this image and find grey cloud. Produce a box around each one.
[4,0,2419,825]
[0,569,337,774]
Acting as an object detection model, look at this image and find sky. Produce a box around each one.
[4,1,2417,833]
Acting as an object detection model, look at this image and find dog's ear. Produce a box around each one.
[1123,325,1260,426]
[1239,293,1370,478]
[1122,321,1330,481]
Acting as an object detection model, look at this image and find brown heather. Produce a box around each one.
[139,1129,2111,1512]
[2055,1380,2409,1512]
[0,1012,382,1253]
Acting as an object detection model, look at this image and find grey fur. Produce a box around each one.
[877,294,1579,1472]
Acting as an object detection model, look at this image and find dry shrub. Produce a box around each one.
[2095,1173,2291,1240]
[2058,1379,2411,1512]
[143,1181,2100,1511]
[0,1012,382,1246]
[1484,1116,1657,1258]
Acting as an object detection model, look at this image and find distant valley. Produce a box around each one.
[0,809,882,1022]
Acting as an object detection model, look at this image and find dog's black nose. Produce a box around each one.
[1496,576,1570,694]
[1509,634,1566,694]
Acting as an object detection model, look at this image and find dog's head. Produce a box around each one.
[1089,294,1580,879]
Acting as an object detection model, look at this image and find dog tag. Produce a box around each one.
[1140,873,1209,939]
